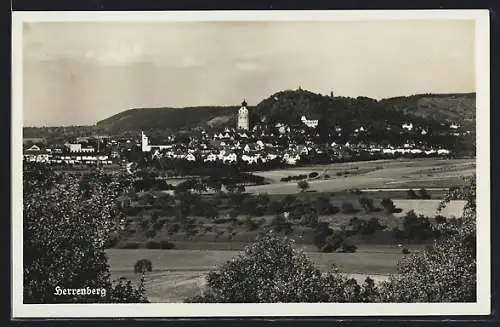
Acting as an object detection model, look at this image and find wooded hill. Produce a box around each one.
[94,89,476,133]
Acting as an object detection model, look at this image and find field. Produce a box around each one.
[246,158,474,194]
[108,157,475,302]
[107,245,423,302]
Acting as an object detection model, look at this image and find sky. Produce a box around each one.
[22,20,475,126]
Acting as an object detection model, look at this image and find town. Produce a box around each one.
[23,100,472,169]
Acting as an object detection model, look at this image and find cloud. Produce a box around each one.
[83,44,144,65]
[234,60,266,72]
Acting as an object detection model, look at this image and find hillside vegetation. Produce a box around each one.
[379,93,475,121]
[94,90,475,133]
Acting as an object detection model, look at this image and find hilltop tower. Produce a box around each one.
[237,100,249,130]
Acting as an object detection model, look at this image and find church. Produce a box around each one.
[237,100,249,130]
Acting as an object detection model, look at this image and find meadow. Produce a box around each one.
[107,245,422,302]
[107,157,475,302]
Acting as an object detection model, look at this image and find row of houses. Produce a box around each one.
[23,153,113,165]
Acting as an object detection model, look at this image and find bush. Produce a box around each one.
[297,180,310,192]
[270,215,293,235]
[159,240,175,249]
[134,259,153,274]
[402,248,411,254]
[187,232,359,303]
[407,189,419,199]
[145,240,161,249]
[419,188,432,199]
[244,217,259,231]
[168,223,181,235]
[359,217,386,236]
[299,211,319,228]
[381,198,396,213]
[358,197,375,213]
[308,172,319,178]
[341,201,358,214]
[121,242,141,249]
[435,215,447,224]
[340,244,357,253]
[313,222,333,249]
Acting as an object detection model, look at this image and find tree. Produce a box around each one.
[341,201,357,214]
[297,180,310,192]
[380,198,396,213]
[134,259,153,274]
[23,163,148,303]
[359,277,381,302]
[419,188,432,199]
[407,189,419,199]
[379,175,476,302]
[186,232,355,303]
[358,197,375,213]
[299,210,319,227]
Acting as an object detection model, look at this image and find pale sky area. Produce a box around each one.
[22,20,475,126]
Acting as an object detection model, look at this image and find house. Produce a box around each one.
[283,153,301,165]
[186,153,196,161]
[437,149,451,155]
[402,123,413,131]
[26,144,41,152]
[67,143,82,153]
[300,116,319,128]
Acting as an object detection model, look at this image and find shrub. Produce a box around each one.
[134,259,153,274]
[144,228,157,238]
[419,188,432,199]
[121,242,141,249]
[270,215,293,235]
[313,222,333,249]
[340,244,357,253]
[359,277,380,302]
[358,197,375,213]
[435,215,447,224]
[244,217,259,231]
[381,198,396,213]
[145,240,161,249]
[299,211,319,227]
[297,180,310,192]
[187,232,358,303]
[407,189,419,199]
[168,223,181,235]
[402,248,411,254]
[341,201,358,214]
[159,240,175,249]
[308,172,319,178]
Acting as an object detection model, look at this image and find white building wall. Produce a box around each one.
[237,104,249,130]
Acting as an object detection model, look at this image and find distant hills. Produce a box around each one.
[95,90,475,133]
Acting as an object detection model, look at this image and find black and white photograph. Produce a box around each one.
[12,10,490,318]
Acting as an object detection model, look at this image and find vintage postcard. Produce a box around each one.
[12,10,490,318]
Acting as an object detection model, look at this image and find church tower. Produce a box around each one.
[237,100,249,130]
